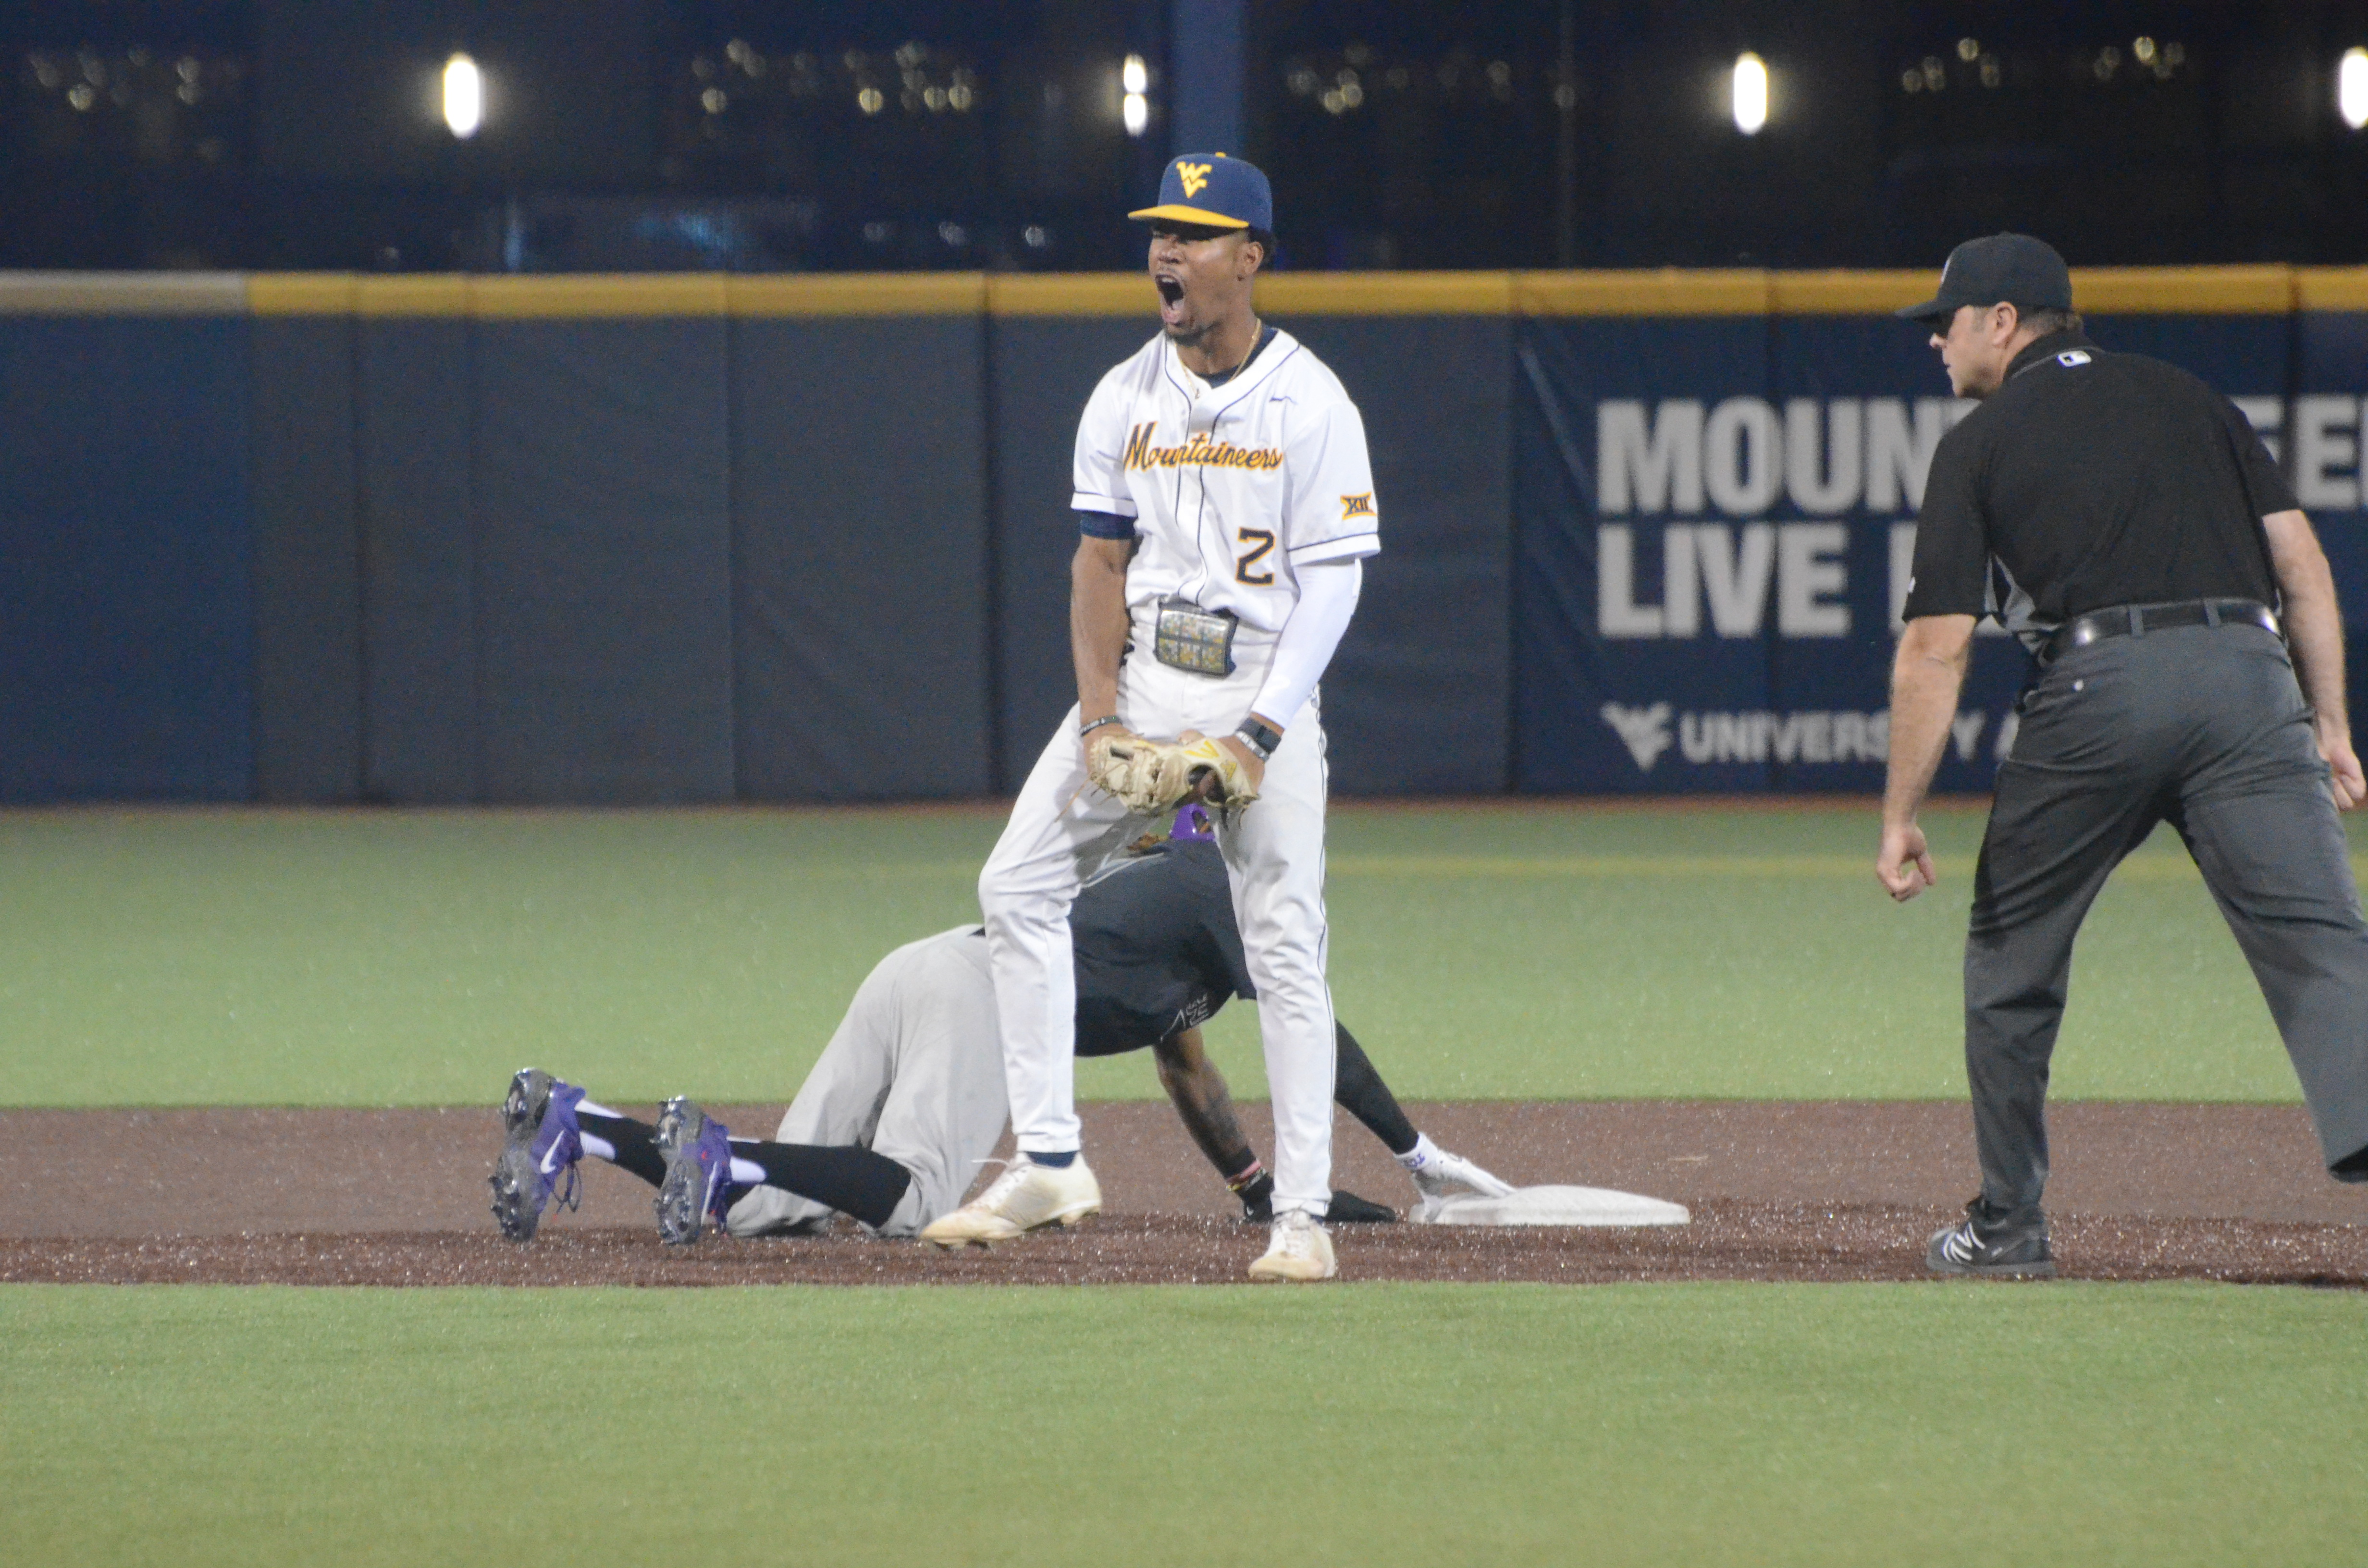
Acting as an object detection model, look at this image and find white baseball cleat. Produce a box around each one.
[1246,1210,1337,1282]
[1411,1147,1517,1223]
[918,1155,1101,1249]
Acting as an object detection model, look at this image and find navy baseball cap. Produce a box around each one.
[1129,153,1272,232]
[1897,233,2073,324]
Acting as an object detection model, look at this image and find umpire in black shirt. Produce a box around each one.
[1878,233,2368,1277]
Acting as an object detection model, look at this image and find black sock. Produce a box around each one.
[1028,1149,1078,1168]
[576,1108,668,1187]
[731,1141,913,1230]
[579,1108,912,1229]
[1333,1024,1419,1157]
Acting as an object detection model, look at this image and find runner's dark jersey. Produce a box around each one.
[1068,839,1255,1056]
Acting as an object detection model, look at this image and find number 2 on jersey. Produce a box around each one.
[1234,528,1276,585]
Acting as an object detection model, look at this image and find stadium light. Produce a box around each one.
[2343,48,2368,131]
[1122,53,1148,136]
[443,53,482,139]
[1732,52,1768,135]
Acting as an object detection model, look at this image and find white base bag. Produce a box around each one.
[1418,1185,1690,1227]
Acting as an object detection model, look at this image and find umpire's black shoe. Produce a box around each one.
[1926,1198,2056,1279]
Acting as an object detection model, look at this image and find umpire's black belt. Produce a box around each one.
[2041,598,2279,665]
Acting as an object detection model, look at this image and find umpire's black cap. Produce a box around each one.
[1897,233,2073,325]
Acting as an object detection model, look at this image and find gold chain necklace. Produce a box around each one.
[1205,317,1261,387]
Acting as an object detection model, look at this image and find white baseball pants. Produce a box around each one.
[979,629,1338,1218]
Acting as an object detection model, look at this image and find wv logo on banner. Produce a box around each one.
[1599,702,1674,772]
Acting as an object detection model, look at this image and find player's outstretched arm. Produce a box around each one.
[1152,1027,1271,1198]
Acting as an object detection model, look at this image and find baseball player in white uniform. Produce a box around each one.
[920,153,1380,1282]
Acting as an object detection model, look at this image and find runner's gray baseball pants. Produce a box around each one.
[723,927,1010,1239]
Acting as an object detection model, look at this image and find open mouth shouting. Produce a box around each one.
[1155,271,1187,329]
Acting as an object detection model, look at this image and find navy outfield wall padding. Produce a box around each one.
[2081,314,2293,399]
[990,317,1160,785]
[10,273,2361,805]
[1281,316,1514,794]
[472,319,736,804]
[0,315,252,800]
[249,314,363,801]
[731,316,992,799]
[356,318,480,802]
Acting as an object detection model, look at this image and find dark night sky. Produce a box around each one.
[8,1,2368,270]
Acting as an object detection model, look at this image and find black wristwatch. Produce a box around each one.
[1234,718,1282,761]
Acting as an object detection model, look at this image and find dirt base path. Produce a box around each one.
[9,1208,2364,1288]
[4,1101,2362,1286]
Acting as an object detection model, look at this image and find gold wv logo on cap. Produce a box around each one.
[1177,162,1212,197]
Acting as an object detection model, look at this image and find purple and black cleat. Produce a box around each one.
[654,1097,736,1246]
[490,1068,586,1242]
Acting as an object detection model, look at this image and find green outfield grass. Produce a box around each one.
[0,803,2345,1106]
[3,1281,2361,1567]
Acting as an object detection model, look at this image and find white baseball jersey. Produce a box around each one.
[1070,329,1381,633]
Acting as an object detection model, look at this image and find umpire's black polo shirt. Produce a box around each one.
[1902,329,2298,649]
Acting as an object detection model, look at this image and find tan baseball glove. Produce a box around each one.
[1088,730,1260,815]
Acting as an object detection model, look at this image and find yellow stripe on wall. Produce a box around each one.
[2296,268,2368,311]
[247,273,358,316]
[730,272,987,316]
[2071,265,2295,314]
[470,273,730,317]
[987,273,1149,316]
[353,275,470,317]
[0,271,248,315]
[1517,269,1771,316]
[1766,270,1934,315]
[6,265,2365,319]
[1258,271,1517,315]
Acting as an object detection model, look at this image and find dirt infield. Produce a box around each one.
[4,1100,2363,1286]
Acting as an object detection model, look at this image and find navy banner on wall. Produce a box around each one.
[2294,307,2368,631]
[1511,311,2306,795]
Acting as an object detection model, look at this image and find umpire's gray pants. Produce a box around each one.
[1967,620,2368,1225]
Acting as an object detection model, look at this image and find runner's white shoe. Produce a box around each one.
[919,1156,1101,1249]
[1410,1145,1517,1222]
[1246,1210,1337,1282]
